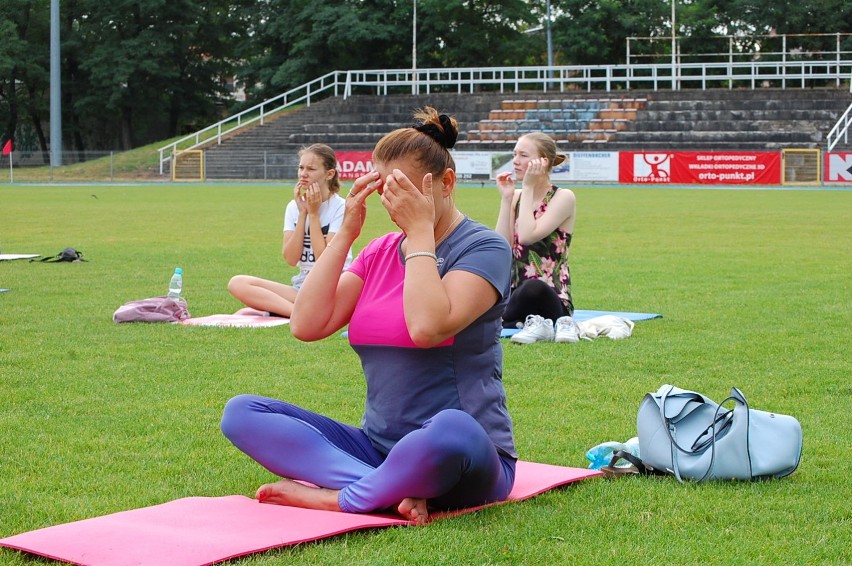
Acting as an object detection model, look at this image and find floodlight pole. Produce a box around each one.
[544,0,554,89]
[546,0,553,69]
[50,0,62,166]
[671,0,677,90]
[412,0,417,94]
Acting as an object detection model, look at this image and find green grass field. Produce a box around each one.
[1,183,849,565]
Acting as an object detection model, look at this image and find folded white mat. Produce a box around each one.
[577,315,635,340]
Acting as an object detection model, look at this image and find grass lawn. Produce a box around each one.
[0,182,849,565]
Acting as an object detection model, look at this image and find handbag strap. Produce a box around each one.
[608,450,668,476]
[708,389,752,478]
[659,385,749,482]
[657,385,705,455]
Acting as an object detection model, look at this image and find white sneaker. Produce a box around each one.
[555,316,581,343]
[511,314,554,344]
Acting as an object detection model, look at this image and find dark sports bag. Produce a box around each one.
[31,247,87,263]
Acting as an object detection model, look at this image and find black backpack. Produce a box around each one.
[32,247,87,263]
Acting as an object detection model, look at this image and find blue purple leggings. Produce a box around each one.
[220,394,516,514]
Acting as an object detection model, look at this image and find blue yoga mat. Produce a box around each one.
[571,310,662,322]
[341,310,661,338]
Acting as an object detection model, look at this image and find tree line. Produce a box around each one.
[1,0,850,155]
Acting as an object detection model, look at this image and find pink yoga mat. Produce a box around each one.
[1,461,601,566]
[180,314,289,327]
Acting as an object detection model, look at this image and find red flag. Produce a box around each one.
[1,139,11,156]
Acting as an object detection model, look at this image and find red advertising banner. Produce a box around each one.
[619,153,674,183]
[335,151,374,180]
[619,152,781,185]
[824,152,852,183]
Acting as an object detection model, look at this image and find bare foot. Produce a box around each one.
[398,497,429,525]
[256,479,341,512]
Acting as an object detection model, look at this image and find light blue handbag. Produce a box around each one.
[637,384,803,482]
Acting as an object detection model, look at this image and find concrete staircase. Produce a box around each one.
[204,93,516,180]
[202,88,851,180]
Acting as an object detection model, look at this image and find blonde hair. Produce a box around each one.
[373,107,458,175]
[298,143,341,194]
[520,132,567,169]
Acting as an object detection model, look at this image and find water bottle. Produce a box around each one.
[167,267,183,299]
[585,437,641,470]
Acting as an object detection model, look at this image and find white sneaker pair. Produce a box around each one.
[510,314,581,344]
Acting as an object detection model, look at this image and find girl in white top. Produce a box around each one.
[228,144,352,317]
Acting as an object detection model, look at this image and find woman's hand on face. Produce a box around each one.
[380,169,434,235]
[305,182,323,214]
[339,171,382,240]
[293,182,308,214]
[496,171,516,200]
[522,157,549,190]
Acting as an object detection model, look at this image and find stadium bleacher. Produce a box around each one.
[202,89,850,180]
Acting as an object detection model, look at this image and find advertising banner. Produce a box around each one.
[619,152,781,184]
[563,152,619,182]
[340,150,786,185]
[451,151,492,181]
[494,151,619,182]
[335,151,374,180]
[824,152,852,183]
[619,152,674,183]
[337,151,494,182]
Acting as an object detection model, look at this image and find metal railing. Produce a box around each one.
[341,59,852,96]
[827,101,852,151]
[6,149,121,168]
[2,150,146,183]
[157,71,344,174]
[158,59,852,174]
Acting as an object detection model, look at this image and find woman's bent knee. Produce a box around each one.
[421,410,485,458]
[227,275,250,295]
[220,394,259,441]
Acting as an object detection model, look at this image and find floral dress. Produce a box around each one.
[511,186,573,315]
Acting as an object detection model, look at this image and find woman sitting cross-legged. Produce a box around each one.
[227,143,351,318]
[495,132,578,344]
[220,107,517,524]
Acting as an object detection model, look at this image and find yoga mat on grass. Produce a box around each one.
[571,310,662,322]
[339,310,662,338]
[0,461,601,566]
[501,309,662,338]
[180,314,289,328]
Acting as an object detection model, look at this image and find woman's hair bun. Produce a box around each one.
[413,108,458,149]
